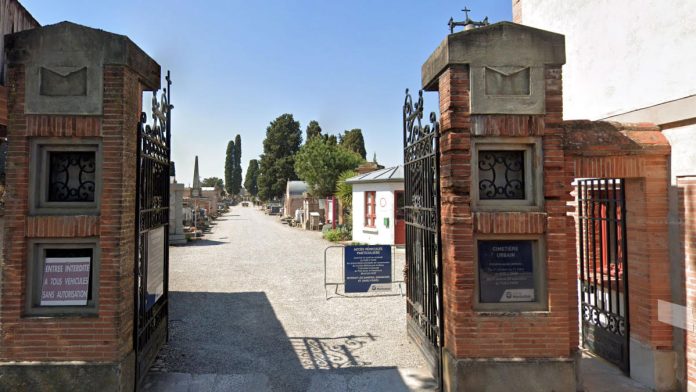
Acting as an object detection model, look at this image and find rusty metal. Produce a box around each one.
[448,7,489,34]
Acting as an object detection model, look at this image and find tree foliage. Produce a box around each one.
[230,134,243,195]
[335,169,357,229]
[323,134,337,146]
[339,129,366,160]
[244,159,260,196]
[224,140,235,195]
[294,137,363,198]
[335,170,356,210]
[258,114,302,201]
[202,177,224,188]
[305,120,322,142]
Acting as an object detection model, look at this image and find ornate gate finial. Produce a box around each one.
[448,6,490,34]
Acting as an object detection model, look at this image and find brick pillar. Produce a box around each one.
[0,22,160,391]
[422,22,575,391]
[679,177,696,389]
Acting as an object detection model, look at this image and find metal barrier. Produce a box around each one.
[323,245,405,300]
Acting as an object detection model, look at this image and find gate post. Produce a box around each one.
[0,22,160,391]
[421,23,575,390]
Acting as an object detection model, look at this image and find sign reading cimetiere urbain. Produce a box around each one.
[345,245,392,293]
[40,257,91,306]
[478,240,535,303]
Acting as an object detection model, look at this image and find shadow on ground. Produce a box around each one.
[143,292,434,391]
[186,239,228,247]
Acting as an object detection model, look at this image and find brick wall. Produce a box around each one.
[0,64,141,362]
[566,142,672,350]
[438,64,576,358]
[512,0,523,23]
[678,177,696,384]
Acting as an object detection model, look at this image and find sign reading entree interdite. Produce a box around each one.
[478,240,535,303]
[40,257,91,306]
[345,245,391,293]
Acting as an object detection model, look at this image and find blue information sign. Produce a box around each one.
[345,245,392,293]
[478,240,535,303]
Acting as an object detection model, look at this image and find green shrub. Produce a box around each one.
[323,226,352,242]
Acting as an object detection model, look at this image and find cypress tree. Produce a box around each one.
[224,140,235,195]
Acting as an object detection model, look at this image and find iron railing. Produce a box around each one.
[403,89,442,381]
[134,71,172,387]
[578,178,629,374]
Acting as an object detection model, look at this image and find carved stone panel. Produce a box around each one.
[40,67,88,97]
[26,59,103,115]
[11,23,116,115]
[484,66,530,96]
[470,65,545,115]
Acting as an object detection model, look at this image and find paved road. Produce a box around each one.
[143,206,435,392]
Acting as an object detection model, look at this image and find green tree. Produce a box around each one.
[231,134,243,195]
[305,120,322,142]
[335,169,356,210]
[323,134,337,146]
[294,137,363,197]
[202,177,224,188]
[339,128,366,159]
[244,159,260,196]
[258,114,302,200]
[224,140,235,195]
[335,169,357,228]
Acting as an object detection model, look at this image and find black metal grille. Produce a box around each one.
[578,178,629,374]
[403,89,442,380]
[48,151,96,202]
[135,72,172,387]
[478,150,525,200]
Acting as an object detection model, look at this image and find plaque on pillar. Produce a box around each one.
[477,240,536,303]
[40,254,91,306]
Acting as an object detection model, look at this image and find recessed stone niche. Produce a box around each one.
[39,66,88,97]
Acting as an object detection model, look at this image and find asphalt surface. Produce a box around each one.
[143,206,434,392]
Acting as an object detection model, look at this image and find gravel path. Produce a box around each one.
[146,206,432,391]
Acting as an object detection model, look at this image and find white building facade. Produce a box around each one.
[514,1,696,390]
[348,167,404,246]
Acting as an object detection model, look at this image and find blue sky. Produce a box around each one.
[23,0,511,186]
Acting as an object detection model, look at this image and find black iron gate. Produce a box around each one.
[578,178,629,373]
[403,89,443,381]
[135,72,172,386]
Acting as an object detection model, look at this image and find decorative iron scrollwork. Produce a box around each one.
[403,87,442,351]
[404,89,439,161]
[478,150,525,199]
[48,151,96,202]
[582,303,627,336]
[135,72,173,384]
